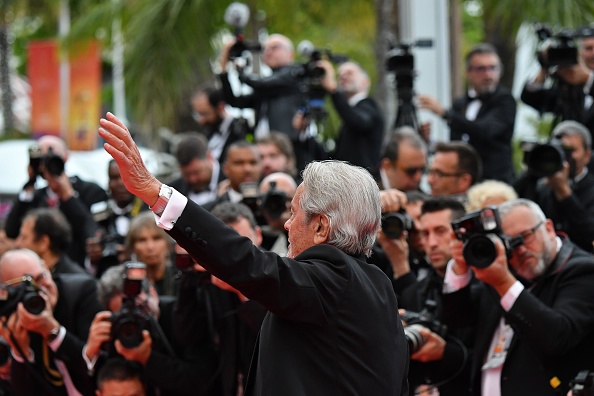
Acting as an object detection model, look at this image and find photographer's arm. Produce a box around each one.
[219,72,258,110]
[239,65,301,95]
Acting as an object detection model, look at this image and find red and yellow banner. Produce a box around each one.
[28,40,101,150]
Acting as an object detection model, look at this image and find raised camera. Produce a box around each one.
[520,139,573,178]
[28,145,65,177]
[0,275,45,317]
[451,207,522,268]
[260,181,288,219]
[381,210,413,239]
[110,262,150,349]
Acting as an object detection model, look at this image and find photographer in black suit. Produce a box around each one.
[0,248,102,395]
[442,199,594,395]
[99,112,410,395]
[315,60,384,171]
[419,43,516,183]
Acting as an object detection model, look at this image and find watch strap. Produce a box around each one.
[150,184,173,217]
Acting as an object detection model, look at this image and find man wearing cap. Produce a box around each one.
[514,120,594,252]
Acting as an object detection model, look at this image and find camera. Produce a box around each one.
[260,181,288,219]
[401,299,446,354]
[535,23,594,69]
[385,39,432,132]
[110,262,150,349]
[0,275,45,317]
[28,144,65,178]
[520,138,574,178]
[452,207,523,268]
[571,370,594,396]
[381,210,413,239]
[296,40,348,122]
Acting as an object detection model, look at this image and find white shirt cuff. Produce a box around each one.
[18,189,34,202]
[82,344,100,372]
[584,71,594,94]
[442,259,471,294]
[500,280,524,312]
[48,326,66,351]
[153,187,188,231]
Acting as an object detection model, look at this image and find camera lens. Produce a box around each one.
[22,292,45,315]
[404,324,426,355]
[112,315,144,349]
[463,235,498,269]
[381,212,411,239]
[526,143,565,178]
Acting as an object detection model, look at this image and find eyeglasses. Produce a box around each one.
[509,221,544,247]
[468,65,500,73]
[402,166,426,177]
[427,168,462,178]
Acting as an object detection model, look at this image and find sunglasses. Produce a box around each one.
[403,166,427,176]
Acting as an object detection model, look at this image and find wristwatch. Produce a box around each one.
[150,184,173,217]
[47,325,61,343]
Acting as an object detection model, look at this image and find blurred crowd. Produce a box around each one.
[0,31,594,396]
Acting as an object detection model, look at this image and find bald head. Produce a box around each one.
[38,135,69,161]
[262,34,294,69]
[338,62,370,97]
[259,172,297,197]
[0,248,45,281]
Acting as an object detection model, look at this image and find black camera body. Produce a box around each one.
[110,262,150,349]
[571,370,594,396]
[520,138,574,178]
[296,42,348,122]
[381,210,413,239]
[260,181,288,219]
[401,300,447,354]
[535,23,594,69]
[29,144,65,178]
[385,39,432,131]
[0,275,45,318]
[451,207,522,269]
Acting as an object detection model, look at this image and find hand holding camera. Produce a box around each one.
[86,310,113,361]
[114,329,152,365]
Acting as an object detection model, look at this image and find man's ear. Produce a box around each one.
[313,214,330,244]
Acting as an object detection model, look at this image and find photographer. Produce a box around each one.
[314,60,384,171]
[88,263,219,396]
[0,248,102,395]
[173,202,267,396]
[442,199,594,395]
[418,43,516,183]
[521,36,594,139]
[513,120,594,252]
[87,160,149,277]
[4,135,107,267]
[380,197,474,395]
[15,208,87,276]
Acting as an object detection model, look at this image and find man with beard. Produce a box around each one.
[191,86,249,164]
[441,199,594,395]
[314,60,385,171]
[418,43,516,183]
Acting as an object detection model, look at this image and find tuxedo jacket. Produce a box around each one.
[219,66,303,139]
[330,93,385,171]
[5,176,107,266]
[521,79,594,139]
[168,200,410,396]
[11,273,102,396]
[450,85,517,183]
[442,239,594,395]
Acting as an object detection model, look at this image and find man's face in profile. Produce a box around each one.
[284,184,316,259]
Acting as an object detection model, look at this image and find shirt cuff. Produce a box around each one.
[442,259,471,294]
[153,187,188,231]
[48,326,66,351]
[18,189,34,202]
[11,348,34,363]
[82,344,100,372]
[584,71,594,94]
[500,280,524,311]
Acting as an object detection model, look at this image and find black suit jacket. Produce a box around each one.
[219,66,303,139]
[514,171,594,252]
[331,93,385,171]
[10,273,102,396]
[442,239,594,395]
[449,85,517,183]
[521,79,594,138]
[5,176,107,266]
[168,200,409,396]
